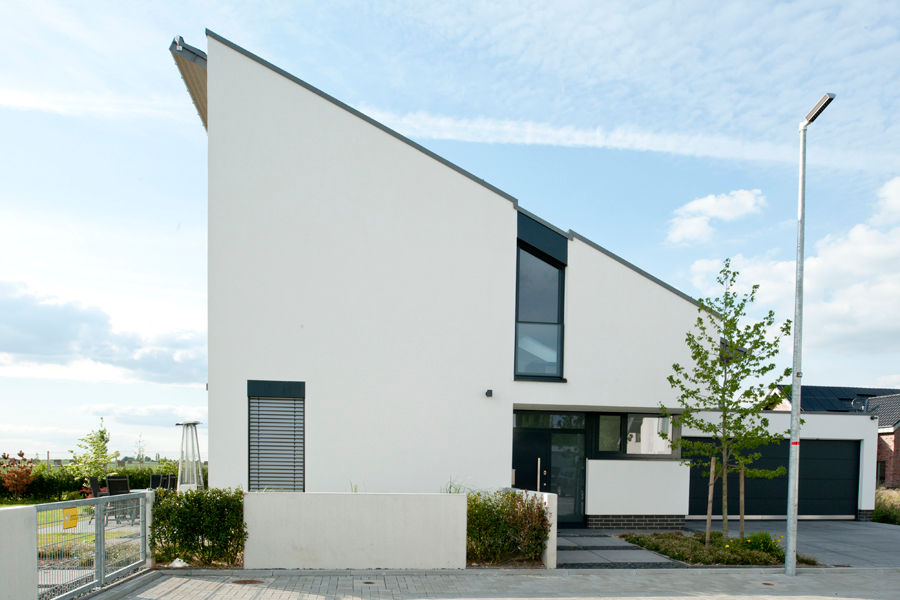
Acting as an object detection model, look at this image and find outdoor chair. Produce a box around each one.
[87,477,109,524]
[106,476,137,525]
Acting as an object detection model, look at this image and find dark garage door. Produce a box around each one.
[687,439,859,516]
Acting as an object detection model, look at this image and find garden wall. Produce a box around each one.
[243,492,466,569]
[0,505,37,600]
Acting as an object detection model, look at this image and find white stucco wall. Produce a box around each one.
[585,460,690,515]
[0,505,37,600]
[684,411,877,511]
[243,493,465,569]
[206,34,700,493]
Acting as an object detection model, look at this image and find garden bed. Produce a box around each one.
[622,531,817,566]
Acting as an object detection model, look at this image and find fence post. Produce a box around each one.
[94,500,106,586]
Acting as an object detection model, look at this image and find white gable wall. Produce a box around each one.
[206,35,698,492]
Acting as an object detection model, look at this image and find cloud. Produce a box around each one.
[688,178,900,362]
[0,283,206,384]
[667,189,766,244]
[86,404,207,428]
[0,88,184,119]
[871,176,900,225]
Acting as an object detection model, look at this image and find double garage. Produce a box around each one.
[687,438,861,517]
[684,412,876,520]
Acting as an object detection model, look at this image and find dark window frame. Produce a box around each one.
[514,242,566,381]
[586,412,679,459]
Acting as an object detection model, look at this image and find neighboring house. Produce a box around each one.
[170,31,876,526]
[771,385,900,413]
[867,394,900,488]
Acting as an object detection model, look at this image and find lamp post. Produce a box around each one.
[785,93,834,576]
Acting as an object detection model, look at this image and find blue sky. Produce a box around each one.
[2,1,899,458]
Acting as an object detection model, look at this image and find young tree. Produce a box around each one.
[662,259,791,543]
[0,451,37,500]
[67,418,121,486]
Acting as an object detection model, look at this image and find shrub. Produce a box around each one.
[1,451,37,500]
[874,489,900,525]
[466,489,550,564]
[739,531,785,561]
[150,488,247,566]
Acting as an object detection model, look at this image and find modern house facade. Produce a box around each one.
[171,31,876,527]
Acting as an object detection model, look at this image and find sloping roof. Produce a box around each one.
[785,385,900,413]
[169,36,208,129]
[868,394,900,428]
[171,30,699,309]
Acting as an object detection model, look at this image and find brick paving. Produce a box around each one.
[96,567,900,600]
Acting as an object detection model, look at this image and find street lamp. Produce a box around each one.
[785,93,834,576]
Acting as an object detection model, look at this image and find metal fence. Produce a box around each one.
[35,492,148,600]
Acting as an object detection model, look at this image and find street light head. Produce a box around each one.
[805,93,835,124]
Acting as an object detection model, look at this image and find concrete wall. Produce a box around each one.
[243,493,466,569]
[0,505,37,600]
[684,411,878,511]
[206,34,699,492]
[585,460,690,515]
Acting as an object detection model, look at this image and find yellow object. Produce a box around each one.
[63,508,78,529]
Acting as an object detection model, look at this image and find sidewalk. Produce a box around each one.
[96,566,900,599]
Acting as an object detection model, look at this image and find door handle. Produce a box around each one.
[536,457,541,491]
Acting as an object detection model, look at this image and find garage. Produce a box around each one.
[687,438,860,517]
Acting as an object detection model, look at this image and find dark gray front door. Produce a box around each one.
[513,413,586,525]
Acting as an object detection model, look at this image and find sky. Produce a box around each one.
[1,1,899,459]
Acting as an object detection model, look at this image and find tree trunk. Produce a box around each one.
[739,464,745,539]
[705,456,716,547]
[721,447,729,538]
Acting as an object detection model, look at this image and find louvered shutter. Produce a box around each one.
[248,395,304,491]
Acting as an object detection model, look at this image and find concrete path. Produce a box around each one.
[94,567,900,599]
[557,530,680,568]
[685,519,900,568]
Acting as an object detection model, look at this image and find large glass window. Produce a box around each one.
[516,246,564,378]
[590,413,673,456]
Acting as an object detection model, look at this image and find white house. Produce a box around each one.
[171,31,875,527]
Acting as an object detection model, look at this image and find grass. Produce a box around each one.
[623,531,818,566]
[874,488,900,525]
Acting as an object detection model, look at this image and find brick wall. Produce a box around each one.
[877,431,899,488]
[586,514,685,529]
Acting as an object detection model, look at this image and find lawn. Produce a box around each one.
[623,531,818,566]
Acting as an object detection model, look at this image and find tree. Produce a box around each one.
[0,451,37,500]
[67,418,121,485]
[662,259,791,544]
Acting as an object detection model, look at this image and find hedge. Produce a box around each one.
[150,488,247,566]
[467,489,550,563]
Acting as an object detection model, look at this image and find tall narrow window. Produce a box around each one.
[516,245,564,378]
[248,380,305,491]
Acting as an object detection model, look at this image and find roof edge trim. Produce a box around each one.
[169,35,207,66]
[204,28,518,208]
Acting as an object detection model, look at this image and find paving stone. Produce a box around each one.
[592,548,674,563]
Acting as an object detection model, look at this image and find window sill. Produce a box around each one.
[514,375,567,383]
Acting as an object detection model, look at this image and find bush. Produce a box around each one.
[466,489,550,564]
[874,489,900,525]
[150,488,247,566]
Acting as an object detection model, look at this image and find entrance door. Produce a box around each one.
[512,412,585,525]
[550,432,585,524]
